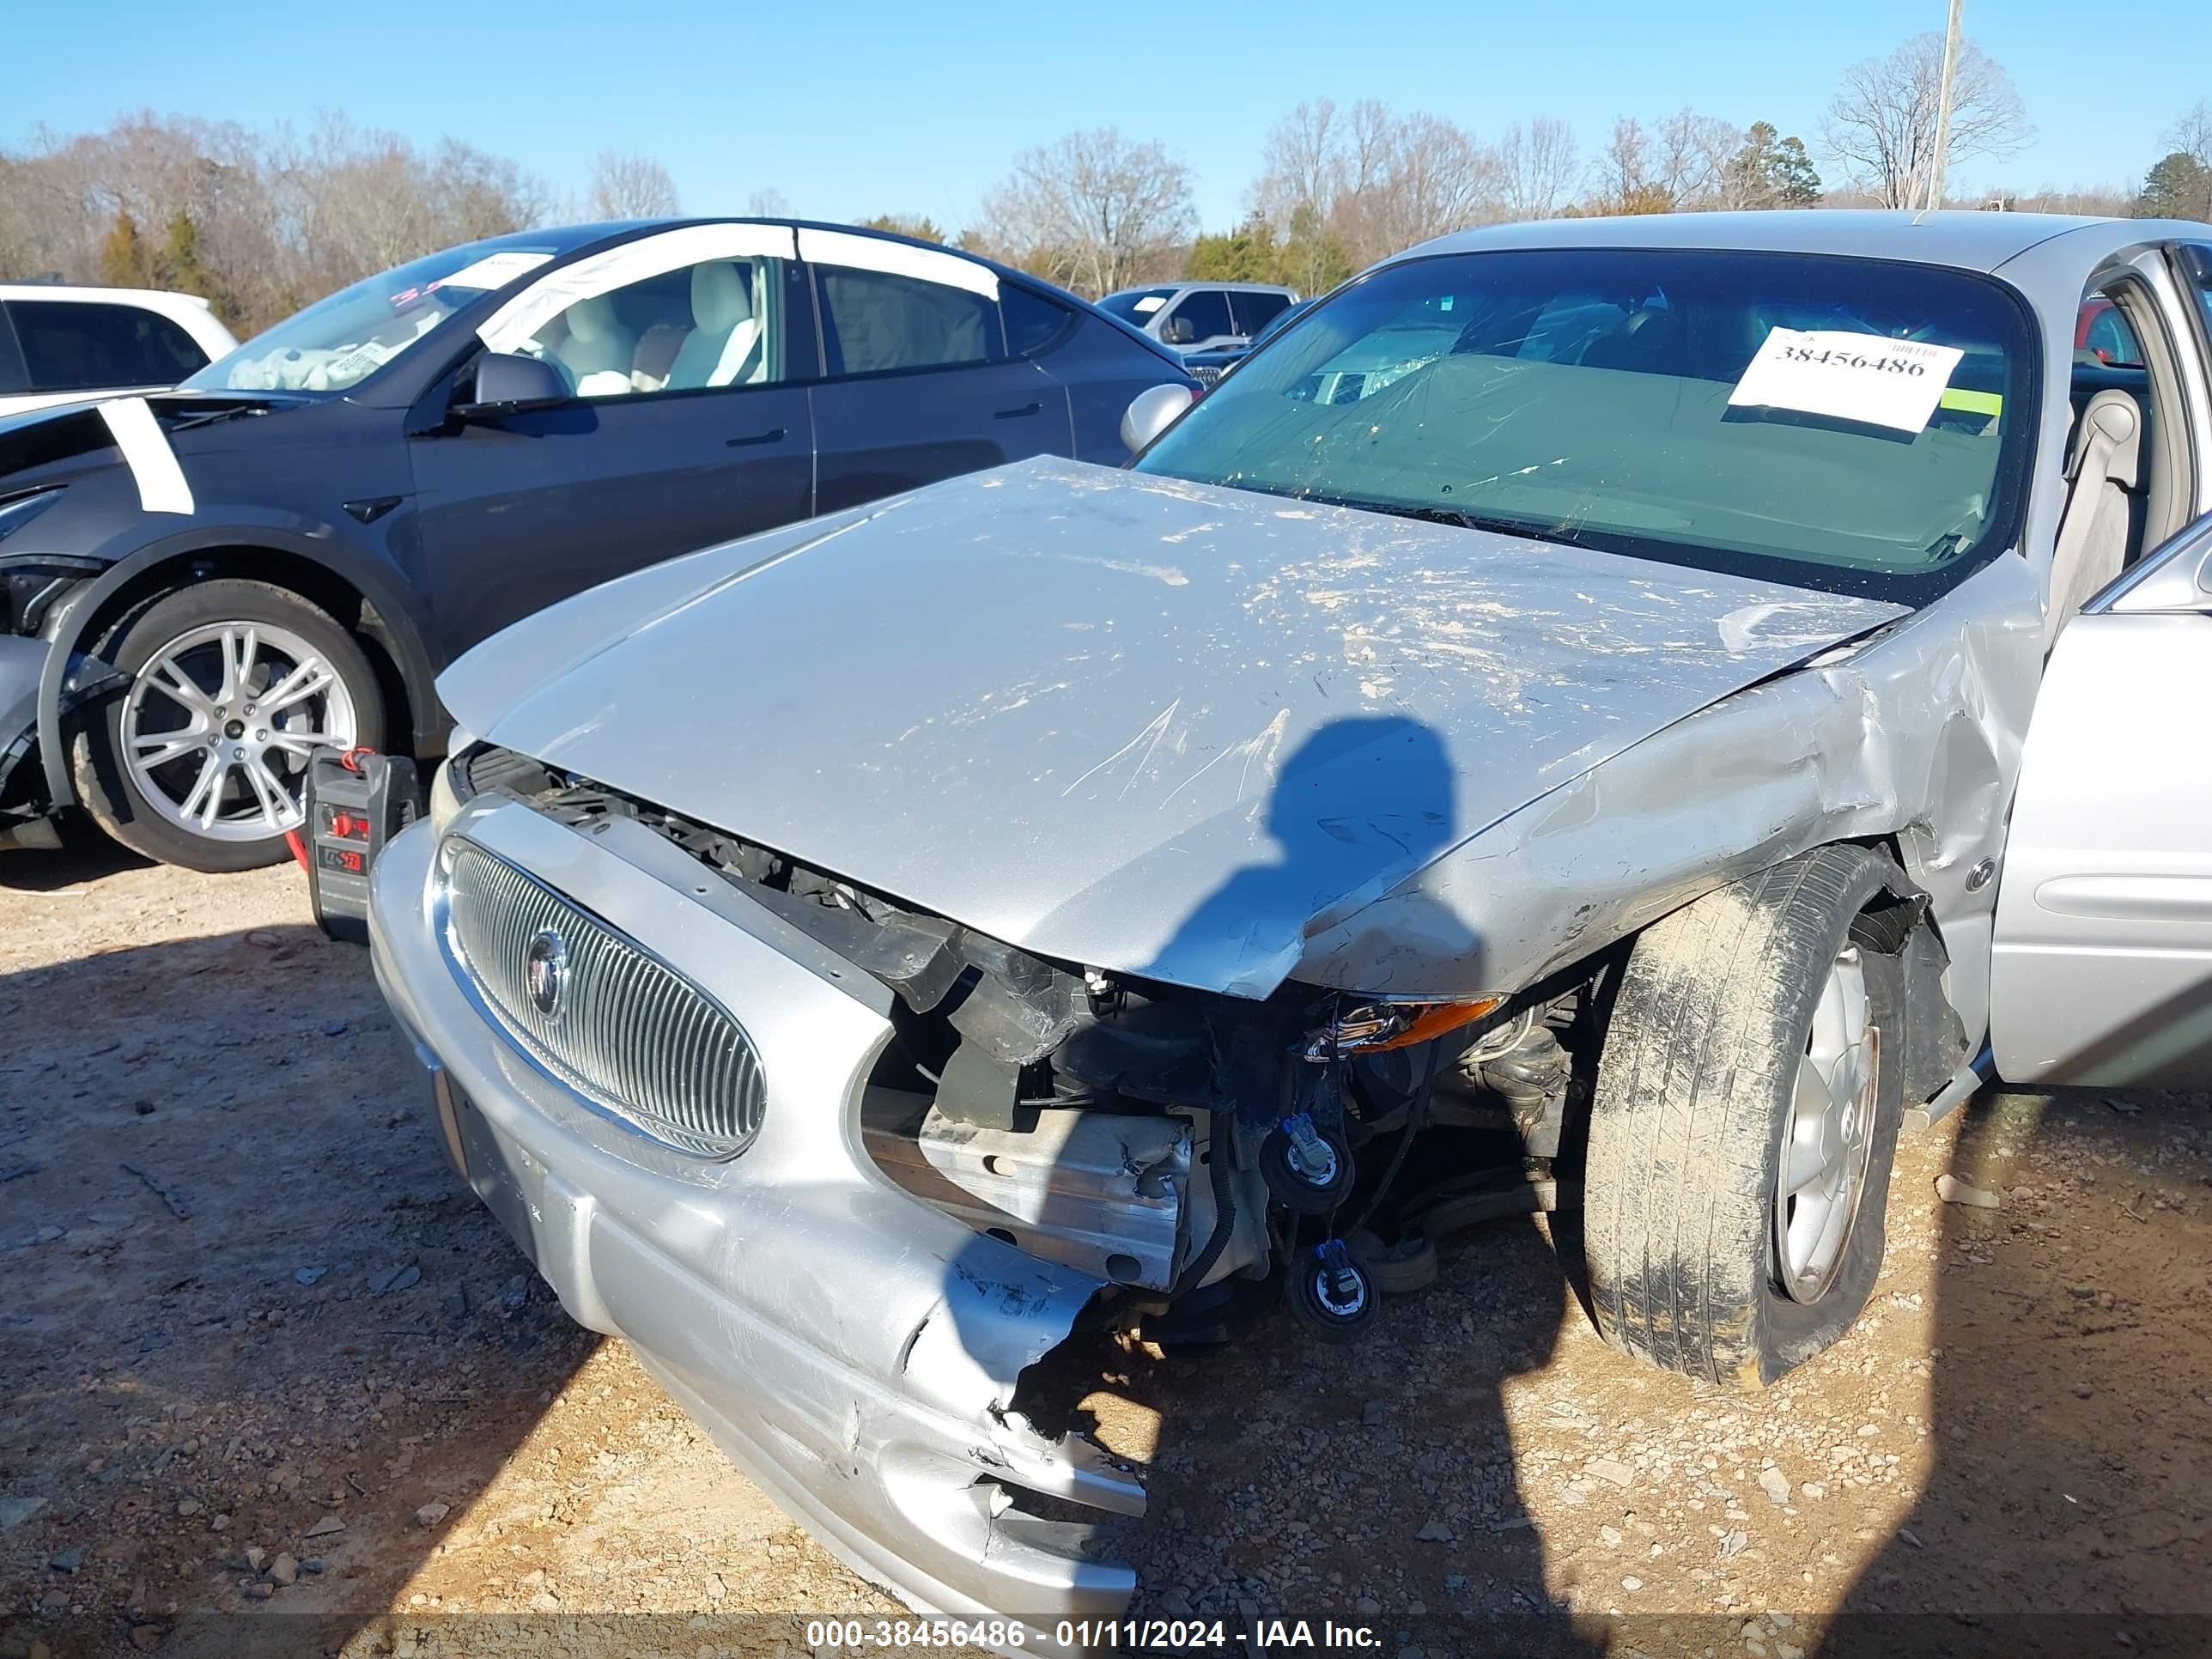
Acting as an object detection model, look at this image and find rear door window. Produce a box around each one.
[1002,284,1076,356]
[6,301,209,392]
[805,232,1008,377]
[1229,290,1291,336]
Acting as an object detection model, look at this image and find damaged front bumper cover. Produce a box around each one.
[367,801,1139,1647]
[0,631,125,846]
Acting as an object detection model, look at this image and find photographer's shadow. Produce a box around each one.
[1028,713,1603,1656]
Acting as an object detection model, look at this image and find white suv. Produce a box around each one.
[0,285,239,418]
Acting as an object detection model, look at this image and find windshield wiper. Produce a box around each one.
[1357,500,1587,547]
[163,404,269,434]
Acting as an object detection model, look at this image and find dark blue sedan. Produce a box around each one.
[0,218,1196,869]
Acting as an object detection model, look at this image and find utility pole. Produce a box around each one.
[1925,0,1965,210]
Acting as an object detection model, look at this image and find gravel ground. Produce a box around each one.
[2,830,2208,1659]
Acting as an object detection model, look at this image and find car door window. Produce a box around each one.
[2045,270,2202,647]
[476,223,801,401]
[1161,289,1232,347]
[6,301,207,392]
[1002,284,1076,357]
[2182,245,2212,337]
[0,309,27,396]
[1228,291,1291,337]
[799,230,1007,377]
[2075,298,2142,367]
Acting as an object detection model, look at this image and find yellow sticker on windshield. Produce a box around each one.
[1938,388,2002,416]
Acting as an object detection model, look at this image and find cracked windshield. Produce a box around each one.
[1137,246,2033,600]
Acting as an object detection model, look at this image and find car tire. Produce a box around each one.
[70,580,385,873]
[1584,844,1907,1387]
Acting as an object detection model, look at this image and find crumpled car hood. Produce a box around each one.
[443,457,1904,997]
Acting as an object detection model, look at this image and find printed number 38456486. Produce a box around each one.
[1780,344,1928,376]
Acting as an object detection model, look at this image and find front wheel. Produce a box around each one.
[70,579,385,872]
[1583,844,1907,1387]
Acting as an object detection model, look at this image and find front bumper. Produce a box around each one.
[0,635,49,838]
[367,802,1140,1646]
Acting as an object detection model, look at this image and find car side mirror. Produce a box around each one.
[1121,383,1195,456]
[455,351,568,416]
[1163,316,1196,345]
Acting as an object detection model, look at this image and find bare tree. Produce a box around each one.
[2,110,554,331]
[1344,109,1504,259]
[1822,32,2033,208]
[1587,111,1742,213]
[981,128,1196,297]
[1592,118,1669,214]
[1497,118,1579,219]
[588,149,679,219]
[2007,182,2136,216]
[1250,99,1346,231]
[1655,110,1741,209]
[1249,98,1507,269]
[2166,101,2212,170]
[744,187,791,219]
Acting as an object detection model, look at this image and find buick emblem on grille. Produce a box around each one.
[525,928,568,1018]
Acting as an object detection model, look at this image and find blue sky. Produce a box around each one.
[9,0,2203,230]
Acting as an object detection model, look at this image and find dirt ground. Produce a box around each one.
[2,828,2208,1659]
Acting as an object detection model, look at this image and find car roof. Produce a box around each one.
[545,216,1194,374]
[0,283,217,308]
[0,283,240,357]
[1103,280,1296,296]
[1393,210,2189,276]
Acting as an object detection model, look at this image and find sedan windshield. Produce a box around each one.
[182,238,568,395]
[1134,247,2035,603]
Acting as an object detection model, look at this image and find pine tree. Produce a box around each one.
[1727,124,1823,209]
[1771,136,1823,206]
[99,210,155,287]
[1187,215,1281,283]
[2138,151,2212,220]
[157,210,212,297]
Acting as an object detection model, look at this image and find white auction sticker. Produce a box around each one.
[1133,295,1167,313]
[436,251,554,291]
[1728,327,1965,434]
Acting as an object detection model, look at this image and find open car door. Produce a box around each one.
[1990,514,2212,1085]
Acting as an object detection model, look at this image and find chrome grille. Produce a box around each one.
[442,839,764,1158]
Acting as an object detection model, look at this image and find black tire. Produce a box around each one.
[70,580,385,873]
[1584,845,1908,1387]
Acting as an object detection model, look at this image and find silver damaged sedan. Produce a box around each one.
[370,210,2212,1638]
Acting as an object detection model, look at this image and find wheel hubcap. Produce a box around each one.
[1773,945,1881,1304]
[121,622,356,842]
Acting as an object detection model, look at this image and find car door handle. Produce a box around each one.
[725,427,786,447]
[994,402,1042,420]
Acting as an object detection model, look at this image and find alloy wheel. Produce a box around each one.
[1773,945,1881,1304]
[121,621,358,842]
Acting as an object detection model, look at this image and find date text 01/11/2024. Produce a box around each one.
[801,1618,1385,1650]
[1063,1621,1384,1652]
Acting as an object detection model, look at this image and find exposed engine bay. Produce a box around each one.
[453,742,1589,1341]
